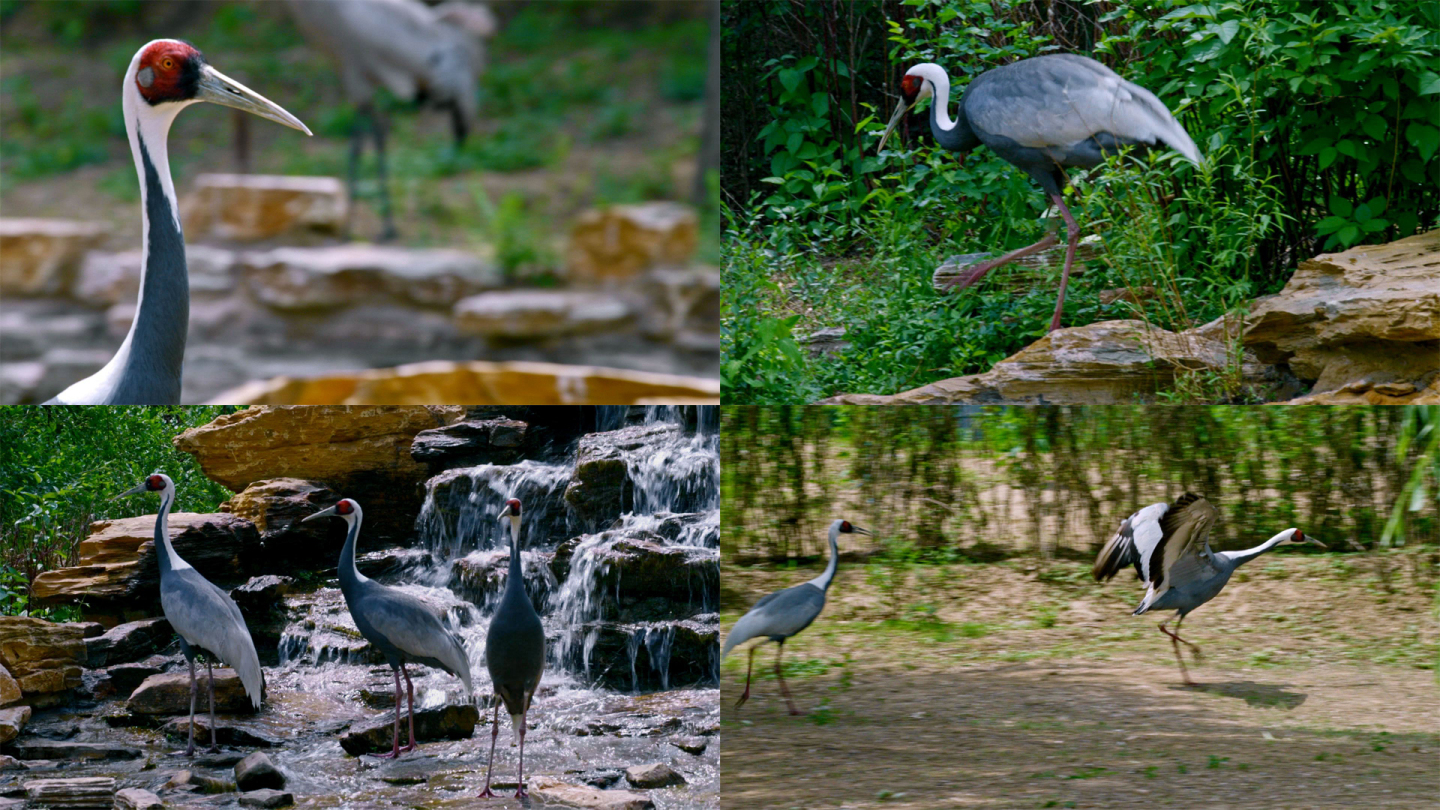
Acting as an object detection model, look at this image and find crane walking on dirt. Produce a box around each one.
[48,39,310,405]
[304,498,473,759]
[1092,493,1325,685]
[722,519,872,715]
[479,498,546,799]
[117,473,265,756]
[878,54,1201,332]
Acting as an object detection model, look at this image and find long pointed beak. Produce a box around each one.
[197,65,312,136]
[302,505,338,523]
[852,525,874,537]
[497,505,514,520]
[877,100,911,153]
[112,482,148,501]
[1305,537,1327,548]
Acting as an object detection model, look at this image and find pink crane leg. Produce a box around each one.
[514,709,528,799]
[373,668,403,759]
[774,642,801,716]
[735,647,756,708]
[1049,194,1081,333]
[399,665,417,753]
[479,702,500,798]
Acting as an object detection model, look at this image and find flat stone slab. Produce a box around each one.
[22,776,115,809]
[4,740,142,761]
[127,669,258,716]
[161,717,280,748]
[240,245,501,310]
[454,290,633,339]
[238,789,294,808]
[625,762,685,788]
[183,174,346,241]
[339,703,478,756]
[530,777,655,810]
[0,218,109,297]
[567,202,698,283]
[930,235,1103,291]
[114,787,164,810]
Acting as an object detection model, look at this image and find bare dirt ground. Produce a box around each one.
[720,550,1439,809]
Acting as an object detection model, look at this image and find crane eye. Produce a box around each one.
[162,57,175,70]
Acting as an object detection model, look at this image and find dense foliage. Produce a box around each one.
[0,407,237,617]
[721,0,1440,402]
[721,405,1439,561]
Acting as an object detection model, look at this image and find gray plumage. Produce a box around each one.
[1093,492,1321,684]
[878,54,1201,332]
[304,498,472,758]
[49,40,309,405]
[119,473,264,756]
[285,0,497,240]
[479,498,545,799]
[723,518,871,715]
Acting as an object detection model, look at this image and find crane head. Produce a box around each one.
[499,498,522,519]
[1281,528,1325,548]
[838,520,873,537]
[302,498,360,524]
[878,65,940,153]
[115,472,172,500]
[129,39,312,136]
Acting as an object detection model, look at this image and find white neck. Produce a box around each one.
[344,511,370,583]
[806,523,841,590]
[912,63,955,131]
[1219,530,1293,568]
[156,485,192,572]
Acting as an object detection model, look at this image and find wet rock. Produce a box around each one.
[420,464,573,556]
[669,735,707,755]
[625,762,685,788]
[175,406,464,545]
[0,706,30,744]
[581,619,718,692]
[355,548,433,580]
[84,618,172,668]
[1244,229,1440,401]
[449,550,555,608]
[239,244,500,309]
[410,417,529,470]
[589,540,718,606]
[638,266,719,346]
[0,617,86,706]
[4,741,141,761]
[29,514,257,620]
[23,716,78,740]
[127,670,259,716]
[21,776,115,808]
[0,754,23,770]
[230,576,297,617]
[0,664,21,706]
[238,789,294,808]
[530,777,655,810]
[822,319,1292,405]
[103,656,170,695]
[163,769,232,794]
[182,173,346,241]
[66,622,105,639]
[338,703,478,756]
[114,787,164,810]
[161,717,280,749]
[0,218,109,297]
[573,768,624,788]
[567,202,698,284]
[566,423,680,528]
[454,290,633,339]
[207,360,718,406]
[235,751,285,791]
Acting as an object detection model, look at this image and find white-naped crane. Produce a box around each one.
[878,55,1202,332]
[1093,493,1324,685]
[45,39,310,405]
[117,473,265,756]
[479,498,545,799]
[721,519,871,715]
[285,0,499,241]
[304,498,473,759]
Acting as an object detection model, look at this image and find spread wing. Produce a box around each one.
[1093,501,1169,583]
[721,583,825,658]
[964,54,1201,165]
[1141,493,1221,608]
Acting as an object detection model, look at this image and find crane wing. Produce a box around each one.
[1092,501,1169,583]
[1143,493,1220,604]
[721,583,825,658]
[363,586,474,693]
[964,54,1201,166]
[161,569,265,709]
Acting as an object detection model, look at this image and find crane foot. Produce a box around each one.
[478,787,497,799]
[734,689,750,709]
[514,787,528,799]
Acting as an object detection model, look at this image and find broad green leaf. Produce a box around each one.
[1216,19,1240,44]
[1338,224,1360,246]
[1360,218,1388,233]
[1329,195,1353,218]
[1318,146,1338,169]
[778,69,802,94]
[1419,71,1440,96]
[1405,123,1440,162]
[1368,196,1388,216]
[1362,114,1387,140]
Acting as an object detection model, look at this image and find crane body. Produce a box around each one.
[879,54,1201,332]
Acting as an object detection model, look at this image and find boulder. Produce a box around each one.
[0,705,30,744]
[0,663,21,706]
[410,417,529,470]
[102,656,169,695]
[1243,229,1440,400]
[162,769,232,793]
[625,762,686,788]
[566,423,687,528]
[454,290,633,340]
[161,717,280,749]
[669,735,707,755]
[449,550,556,608]
[230,575,297,618]
[0,754,24,770]
[176,406,464,544]
[239,245,500,310]
[338,703,477,756]
[567,202,698,283]
[821,319,1293,405]
[530,777,655,810]
[234,752,286,791]
[29,514,258,618]
[582,539,718,607]
[639,266,719,346]
[0,617,86,705]
[84,618,172,668]
[21,777,115,809]
[182,174,346,241]
[228,575,298,665]
[127,670,259,716]
[114,788,164,810]
[220,479,339,570]
[74,246,236,308]
[580,619,718,692]
[238,789,294,808]
[4,741,142,761]
[0,218,109,297]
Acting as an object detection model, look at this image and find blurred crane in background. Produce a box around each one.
[285,0,498,241]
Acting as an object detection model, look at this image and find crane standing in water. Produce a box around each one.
[722,519,871,715]
[878,55,1201,332]
[48,39,310,405]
